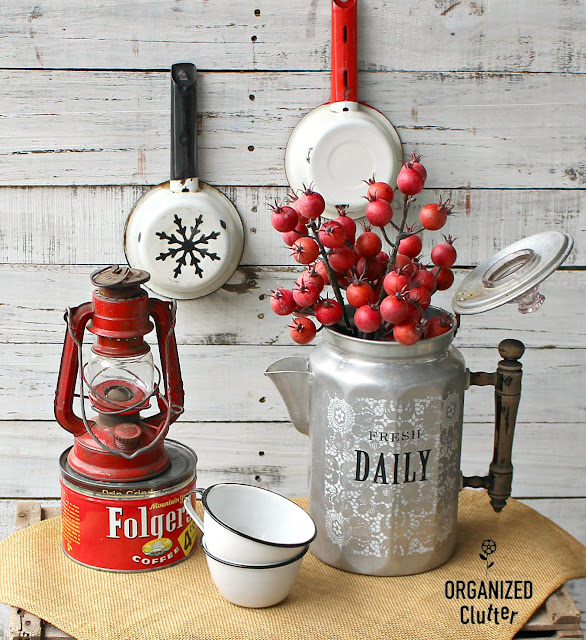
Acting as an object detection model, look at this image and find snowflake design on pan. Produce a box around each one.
[327,397,355,435]
[156,213,223,278]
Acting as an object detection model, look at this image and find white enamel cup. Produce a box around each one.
[201,535,308,608]
[183,483,317,564]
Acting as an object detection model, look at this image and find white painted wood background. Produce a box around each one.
[0,0,584,637]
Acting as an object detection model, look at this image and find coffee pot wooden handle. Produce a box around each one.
[463,339,525,513]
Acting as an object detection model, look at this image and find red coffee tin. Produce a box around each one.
[59,440,197,572]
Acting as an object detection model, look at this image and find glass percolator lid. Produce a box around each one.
[452,231,574,315]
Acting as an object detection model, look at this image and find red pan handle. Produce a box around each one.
[331,0,358,103]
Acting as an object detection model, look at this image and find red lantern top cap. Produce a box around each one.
[91,265,150,296]
[88,266,154,349]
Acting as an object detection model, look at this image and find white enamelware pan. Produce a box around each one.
[125,63,244,299]
[285,0,402,219]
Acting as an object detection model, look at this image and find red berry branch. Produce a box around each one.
[269,154,459,345]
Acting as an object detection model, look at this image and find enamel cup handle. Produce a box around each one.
[183,489,205,533]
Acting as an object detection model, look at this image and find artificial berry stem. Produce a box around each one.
[308,220,353,334]
[372,195,414,341]
[400,225,425,238]
[377,194,413,305]
[380,227,396,249]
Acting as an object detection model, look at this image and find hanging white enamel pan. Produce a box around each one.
[285,0,402,219]
[125,63,244,299]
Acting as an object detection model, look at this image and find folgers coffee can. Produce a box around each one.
[59,440,198,572]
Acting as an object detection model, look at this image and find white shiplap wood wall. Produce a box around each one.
[0,1,584,637]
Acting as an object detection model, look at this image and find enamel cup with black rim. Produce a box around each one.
[201,535,308,608]
[183,483,317,564]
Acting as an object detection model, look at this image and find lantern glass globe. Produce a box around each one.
[86,349,155,409]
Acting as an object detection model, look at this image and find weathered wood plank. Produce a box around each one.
[8,505,42,640]
[0,186,583,266]
[567,580,586,635]
[0,71,583,187]
[0,500,60,543]
[0,0,582,73]
[0,420,582,499]
[0,343,582,424]
[519,587,581,633]
[517,500,586,546]
[0,265,583,349]
[461,422,586,499]
[0,421,309,500]
[545,588,582,628]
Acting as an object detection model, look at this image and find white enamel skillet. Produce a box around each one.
[285,0,402,219]
[125,64,244,299]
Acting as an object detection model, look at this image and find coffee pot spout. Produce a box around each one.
[265,356,311,436]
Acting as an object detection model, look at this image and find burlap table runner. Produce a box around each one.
[0,490,584,640]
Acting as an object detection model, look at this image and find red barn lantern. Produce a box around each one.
[54,266,197,571]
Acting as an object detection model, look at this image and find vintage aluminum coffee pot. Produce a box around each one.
[54,265,198,571]
[266,231,573,576]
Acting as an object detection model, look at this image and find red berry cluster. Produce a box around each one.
[269,154,458,345]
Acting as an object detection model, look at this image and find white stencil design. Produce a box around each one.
[324,510,351,547]
[327,397,355,435]
[442,391,460,427]
[323,391,462,558]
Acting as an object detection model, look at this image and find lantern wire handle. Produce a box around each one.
[65,303,183,460]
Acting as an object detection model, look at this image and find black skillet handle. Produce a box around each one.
[171,63,197,181]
